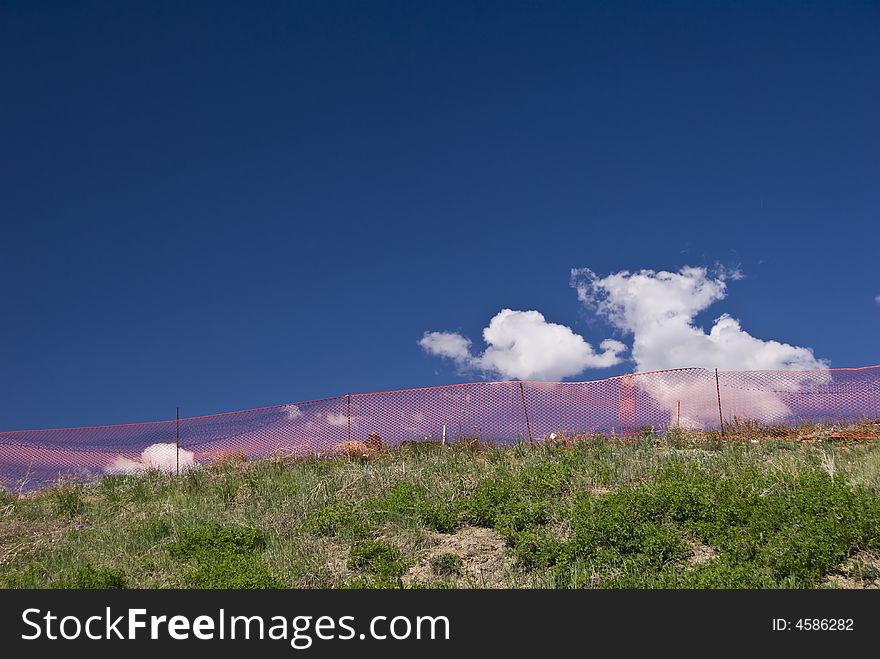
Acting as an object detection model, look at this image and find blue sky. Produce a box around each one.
[1,1,877,431]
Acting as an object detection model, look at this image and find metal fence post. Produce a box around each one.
[347,394,352,442]
[519,381,533,444]
[715,369,725,437]
[176,406,180,476]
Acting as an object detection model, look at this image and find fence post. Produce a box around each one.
[518,381,533,444]
[176,407,180,476]
[347,394,352,442]
[715,369,725,437]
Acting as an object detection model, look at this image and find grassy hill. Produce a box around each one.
[2,427,880,589]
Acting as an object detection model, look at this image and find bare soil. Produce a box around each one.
[405,526,516,588]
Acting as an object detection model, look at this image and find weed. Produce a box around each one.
[305,501,373,540]
[420,501,461,533]
[430,553,463,577]
[348,541,406,581]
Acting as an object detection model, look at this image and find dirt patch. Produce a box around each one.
[299,539,355,588]
[823,551,880,589]
[404,526,515,588]
[686,538,718,565]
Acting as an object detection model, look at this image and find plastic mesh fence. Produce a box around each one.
[1,366,878,492]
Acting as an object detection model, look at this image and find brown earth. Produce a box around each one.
[404,526,515,588]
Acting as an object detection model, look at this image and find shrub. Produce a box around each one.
[348,541,406,581]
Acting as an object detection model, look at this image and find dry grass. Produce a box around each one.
[333,440,380,461]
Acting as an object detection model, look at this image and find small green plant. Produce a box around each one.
[461,478,515,527]
[305,501,373,539]
[168,522,265,559]
[849,558,880,581]
[56,564,128,589]
[348,541,406,581]
[508,527,565,569]
[181,554,279,589]
[430,553,463,577]
[420,501,461,533]
[370,482,423,524]
[0,562,49,588]
[168,522,279,589]
[2,561,128,589]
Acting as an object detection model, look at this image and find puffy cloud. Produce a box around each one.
[420,308,626,381]
[570,266,827,372]
[418,332,472,366]
[875,294,880,304]
[105,443,199,475]
[570,266,830,427]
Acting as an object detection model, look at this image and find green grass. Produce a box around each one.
[2,433,880,588]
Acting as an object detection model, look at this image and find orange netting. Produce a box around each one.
[1,366,878,491]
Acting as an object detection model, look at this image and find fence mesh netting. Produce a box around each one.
[1,366,879,492]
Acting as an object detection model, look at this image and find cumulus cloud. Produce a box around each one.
[570,266,830,427]
[105,443,199,475]
[570,266,827,372]
[420,308,626,381]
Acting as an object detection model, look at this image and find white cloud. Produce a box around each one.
[570,266,827,372]
[284,404,303,420]
[420,308,626,381]
[418,332,472,366]
[570,266,830,427]
[105,443,199,475]
[875,294,880,304]
[326,413,349,427]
